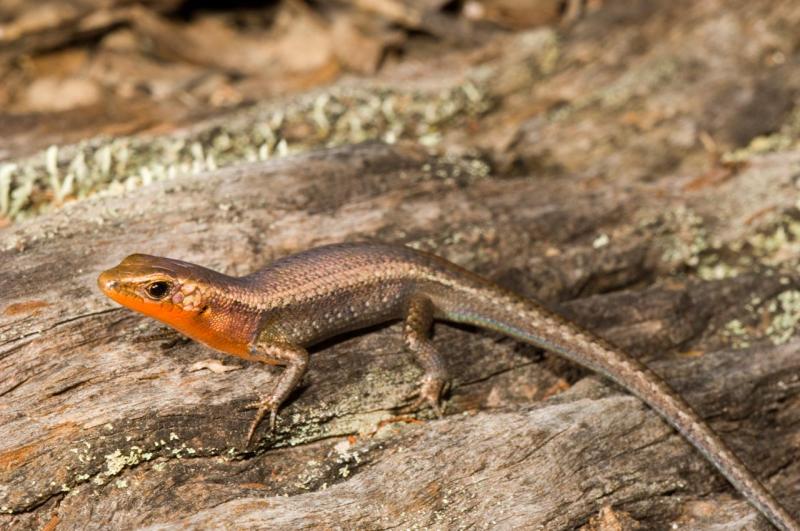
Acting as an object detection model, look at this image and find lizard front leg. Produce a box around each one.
[243,338,309,445]
[402,293,449,416]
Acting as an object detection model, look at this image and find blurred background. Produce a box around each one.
[0,0,799,225]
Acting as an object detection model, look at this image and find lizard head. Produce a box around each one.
[98,254,211,323]
[98,254,253,357]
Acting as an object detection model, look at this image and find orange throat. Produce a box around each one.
[108,291,250,358]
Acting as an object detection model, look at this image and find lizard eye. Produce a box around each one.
[145,281,171,300]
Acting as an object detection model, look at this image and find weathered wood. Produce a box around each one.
[1,143,798,529]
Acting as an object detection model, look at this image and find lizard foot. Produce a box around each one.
[398,376,449,418]
[243,398,279,446]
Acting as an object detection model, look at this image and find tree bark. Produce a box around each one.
[1,142,798,529]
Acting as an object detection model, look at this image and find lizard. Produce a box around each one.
[97,241,798,530]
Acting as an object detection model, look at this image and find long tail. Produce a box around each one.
[435,283,798,530]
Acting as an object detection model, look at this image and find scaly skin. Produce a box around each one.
[97,241,798,530]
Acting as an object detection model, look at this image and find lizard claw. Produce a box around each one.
[399,376,448,418]
[243,398,278,446]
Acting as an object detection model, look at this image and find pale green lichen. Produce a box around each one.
[744,216,800,267]
[69,443,95,465]
[696,259,741,281]
[721,289,800,348]
[649,203,800,280]
[658,206,712,269]
[749,225,791,258]
[765,289,800,345]
[723,133,796,163]
[551,57,678,122]
[722,107,800,163]
[60,437,195,500]
[602,59,678,109]
[104,446,147,476]
[0,80,493,222]
[534,30,560,75]
[722,318,751,349]
[683,209,800,280]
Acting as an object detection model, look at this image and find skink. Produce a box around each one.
[98,241,798,530]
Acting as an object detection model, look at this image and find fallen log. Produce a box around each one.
[1,142,798,529]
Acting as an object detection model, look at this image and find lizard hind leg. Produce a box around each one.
[401,294,450,417]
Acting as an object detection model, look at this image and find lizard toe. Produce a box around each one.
[244,398,278,446]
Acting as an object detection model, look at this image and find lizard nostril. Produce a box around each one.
[97,272,117,292]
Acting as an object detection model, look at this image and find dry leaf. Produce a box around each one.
[331,13,404,74]
[463,0,562,29]
[24,76,102,112]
